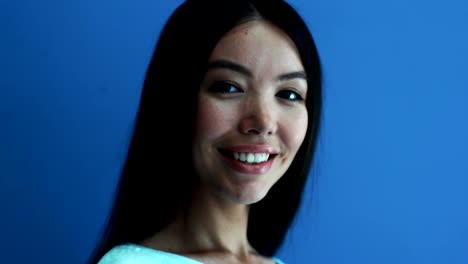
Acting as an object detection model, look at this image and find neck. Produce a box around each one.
[142,186,255,259]
[182,186,252,255]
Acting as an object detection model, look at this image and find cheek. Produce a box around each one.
[194,97,235,142]
[282,109,308,152]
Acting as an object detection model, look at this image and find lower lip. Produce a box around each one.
[219,153,275,175]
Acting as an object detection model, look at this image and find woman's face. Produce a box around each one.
[193,20,308,204]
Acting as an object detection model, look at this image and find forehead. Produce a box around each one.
[208,20,304,74]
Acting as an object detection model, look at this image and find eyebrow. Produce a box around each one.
[206,59,307,82]
[277,71,308,82]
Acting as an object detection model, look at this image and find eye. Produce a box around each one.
[207,81,242,94]
[276,90,304,101]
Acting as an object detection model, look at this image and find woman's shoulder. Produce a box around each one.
[272,257,286,264]
[97,243,203,264]
[97,243,286,264]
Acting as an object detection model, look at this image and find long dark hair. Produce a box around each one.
[88,0,321,262]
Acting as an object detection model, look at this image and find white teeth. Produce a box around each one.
[247,153,255,163]
[240,153,246,161]
[232,152,270,164]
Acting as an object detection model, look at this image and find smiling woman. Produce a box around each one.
[194,21,309,205]
[87,0,322,263]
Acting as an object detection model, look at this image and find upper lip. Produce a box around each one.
[220,144,278,154]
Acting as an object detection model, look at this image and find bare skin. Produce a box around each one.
[140,186,274,264]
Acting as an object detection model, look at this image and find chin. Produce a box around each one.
[226,186,271,205]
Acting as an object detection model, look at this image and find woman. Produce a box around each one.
[88,0,321,263]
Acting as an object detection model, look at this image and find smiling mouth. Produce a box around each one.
[218,149,277,164]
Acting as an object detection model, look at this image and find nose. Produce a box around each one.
[238,97,277,136]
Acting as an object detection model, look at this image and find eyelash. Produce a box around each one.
[207,81,242,93]
[276,90,304,101]
[207,81,304,102]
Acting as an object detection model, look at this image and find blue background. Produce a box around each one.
[1,0,467,263]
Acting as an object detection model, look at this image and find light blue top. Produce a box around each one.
[98,243,286,264]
